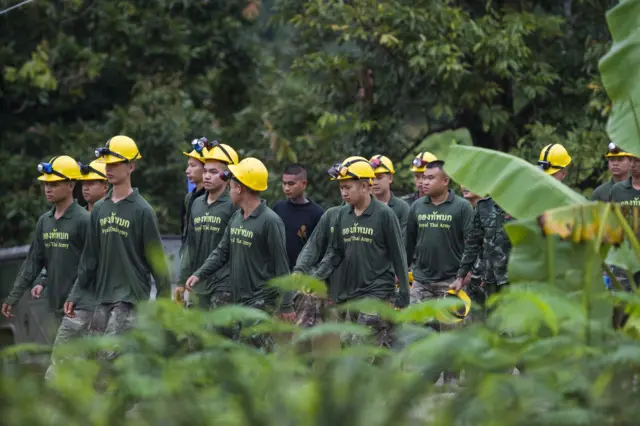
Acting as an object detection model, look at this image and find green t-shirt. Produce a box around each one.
[406,190,475,284]
[68,189,170,305]
[313,197,410,307]
[387,193,410,240]
[4,202,92,314]
[179,191,238,294]
[194,201,293,313]
[610,177,640,205]
[591,179,615,202]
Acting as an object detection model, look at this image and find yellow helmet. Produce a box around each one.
[37,155,83,182]
[435,289,471,324]
[369,155,395,174]
[538,144,571,175]
[411,152,438,172]
[78,160,107,181]
[605,142,634,158]
[205,140,239,165]
[183,137,210,163]
[225,157,268,191]
[336,156,375,180]
[95,135,141,164]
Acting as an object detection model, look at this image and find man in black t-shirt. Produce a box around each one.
[273,164,324,269]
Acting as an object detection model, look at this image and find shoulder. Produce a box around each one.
[272,199,286,210]
[310,200,325,215]
[373,199,395,217]
[393,195,410,211]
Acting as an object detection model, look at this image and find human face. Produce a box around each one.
[371,173,392,197]
[422,167,449,197]
[185,158,204,185]
[609,156,631,179]
[82,180,108,204]
[105,162,134,185]
[413,172,425,194]
[229,180,242,205]
[43,181,74,203]
[339,180,368,206]
[282,173,306,199]
[630,157,640,179]
[461,186,481,206]
[203,160,227,192]
[551,168,567,182]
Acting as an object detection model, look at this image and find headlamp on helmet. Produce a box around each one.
[412,157,427,168]
[608,142,623,155]
[95,146,129,162]
[37,162,53,174]
[327,163,341,179]
[537,160,551,170]
[218,170,232,182]
[191,137,210,154]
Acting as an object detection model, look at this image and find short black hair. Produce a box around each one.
[283,164,307,179]
[426,160,445,170]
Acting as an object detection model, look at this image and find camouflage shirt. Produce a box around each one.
[456,197,513,286]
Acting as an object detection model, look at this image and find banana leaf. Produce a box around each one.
[599,0,640,158]
[444,145,587,219]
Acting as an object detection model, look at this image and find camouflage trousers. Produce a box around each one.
[609,265,639,328]
[411,278,469,331]
[295,292,329,328]
[91,302,136,361]
[188,289,234,310]
[231,299,275,352]
[336,296,395,349]
[44,309,94,381]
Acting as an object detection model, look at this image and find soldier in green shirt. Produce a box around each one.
[177,142,239,309]
[185,157,295,349]
[591,143,632,202]
[369,155,410,237]
[537,143,572,182]
[65,136,170,360]
[401,151,438,205]
[311,157,409,348]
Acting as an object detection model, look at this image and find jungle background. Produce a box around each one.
[0,0,615,246]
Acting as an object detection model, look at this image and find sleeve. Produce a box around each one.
[268,217,294,313]
[177,208,197,286]
[397,203,410,244]
[34,268,47,288]
[385,211,409,308]
[405,204,418,268]
[142,207,171,299]
[193,217,232,280]
[312,212,345,281]
[4,219,46,306]
[457,206,483,278]
[462,202,475,239]
[68,208,99,304]
[180,192,189,243]
[293,212,329,274]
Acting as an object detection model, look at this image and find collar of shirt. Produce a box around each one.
[105,188,140,204]
[243,199,268,218]
[202,190,230,206]
[387,192,398,207]
[624,177,634,188]
[348,195,376,217]
[423,189,455,205]
[47,200,79,219]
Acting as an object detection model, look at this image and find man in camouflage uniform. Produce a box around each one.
[451,197,514,317]
[460,187,486,315]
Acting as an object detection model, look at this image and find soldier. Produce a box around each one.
[311,157,409,348]
[65,136,170,359]
[451,197,514,315]
[185,158,295,350]
[176,141,239,309]
[459,186,486,311]
[369,155,410,236]
[591,142,632,202]
[405,160,474,382]
[537,144,572,182]
[402,151,438,205]
[180,137,210,250]
[79,160,109,211]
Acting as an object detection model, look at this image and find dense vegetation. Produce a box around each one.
[0,0,619,247]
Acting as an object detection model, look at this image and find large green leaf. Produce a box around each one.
[444,145,587,219]
[599,0,640,158]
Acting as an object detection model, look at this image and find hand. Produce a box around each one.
[463,271,472,287]
[449,277,465,293]
[174,286,186,303]
[1,303,14,318]
[185,276,200,291]
[64,301,76,318]
[31,285,44,299]
[280,312,296,322]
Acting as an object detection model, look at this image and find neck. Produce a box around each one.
[207,185,226,203]
[613,174,627,184]
[195,182,204,191]
[241,196,262,218]
[430,189,449,205]
[55,197,73,215]
[353,194,372,214]
[374,190,391,204]
[289,195,308,204]
[632,175,640,188]
[87,202,95,212]
[112,181,133,199]
[418,189,427,198]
